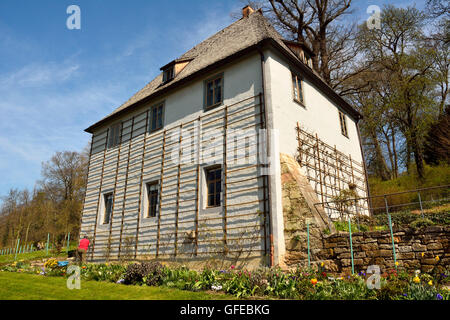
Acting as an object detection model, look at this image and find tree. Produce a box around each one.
[0,148,89,249]
[424,107,450,165]
[355,5,439,180]
[238,0,357,89]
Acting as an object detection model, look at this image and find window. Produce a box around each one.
[292,72,304,104]
[103,193,113,224]
[339,111,348,138]
[204,74,223,109]
[146,182,159,218]
[107,123,122,148]
[162,66,174,83]
[205,166,222,207]
[149,103,164,132]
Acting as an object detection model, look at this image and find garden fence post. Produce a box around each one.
[388,213,397,271]
[307,221,311,268]
[355,200,360,231]
[46,233,49,256]
[385,196,398,272]
[14,238,20,261]
[67,232,70,253]
[31,244,33,253]
[348,218,354,274]
[418,192,424,218]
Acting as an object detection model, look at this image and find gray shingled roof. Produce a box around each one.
[86,11,359,132]
[87,11,298,131]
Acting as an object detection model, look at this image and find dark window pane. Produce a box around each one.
[157,106,163,128]
[104,194,113,224]
[208,195,214,207]
[216,181,221,193]
[152,107,157,130]
[206,81,214,106]
[214,78,222,104]
[215,193,220,206]
[147,184,159,217]
[215,169,221,179]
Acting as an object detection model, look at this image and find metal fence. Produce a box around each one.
[0,232,74,261]
[314,184,449,274]
[314,184,450,223]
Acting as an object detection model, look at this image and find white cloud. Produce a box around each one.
[0,62,80,88]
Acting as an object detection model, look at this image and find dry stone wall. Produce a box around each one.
[319,226,449,274]
[280,153,449,274]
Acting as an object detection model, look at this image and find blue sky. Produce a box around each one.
[0,0,426,200]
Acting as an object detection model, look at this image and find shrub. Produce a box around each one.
[82,263,126,283]
[410,218,435,229]
[123,262,163,286]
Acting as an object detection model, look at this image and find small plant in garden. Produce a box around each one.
[410,218,435,229]
[1,259,448,300]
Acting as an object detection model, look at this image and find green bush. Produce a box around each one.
[123,262,163,285]
[410,218,435,229]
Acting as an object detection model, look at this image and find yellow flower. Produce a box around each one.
[413,276,420,283]
[421,252,425,257]
[395,261,399,266]
[428,280,433,286]
[435,256,440,262]
[320,262,324,267]
[311,278,318,285]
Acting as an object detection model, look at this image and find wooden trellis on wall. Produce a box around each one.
[295,123,369,219]
[80,94,271,263]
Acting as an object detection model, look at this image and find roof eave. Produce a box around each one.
[84,42,265,133]
[85,37,361,134]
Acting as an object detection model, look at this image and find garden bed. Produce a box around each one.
[1,258,448,300]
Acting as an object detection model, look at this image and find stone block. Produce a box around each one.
[423,258,438,265]
[412,243,427,251]
[427,242,443,250]
[398,246,412,253]
[379,250,394,257]
[397,252,415,260]
[361,243,378,252]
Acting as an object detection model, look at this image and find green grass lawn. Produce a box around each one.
[0,272,232,300]
[0,247,76,265]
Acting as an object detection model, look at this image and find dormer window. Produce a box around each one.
[162,66,174,83]
[283,40,315,69]
[160,58,193,84]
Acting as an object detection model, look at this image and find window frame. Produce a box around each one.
[162,66,174,83]
[102,192,114,225]
[107,122,122,149]
[339,110,349,138]
[203,73,224,110]
[145,181,159,218]
[149,102,165,133]
[291,72,305,107]
[204,165,222,208]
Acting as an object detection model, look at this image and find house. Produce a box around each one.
[80,6,369,268]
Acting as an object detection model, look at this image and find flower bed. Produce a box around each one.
[1,259,448,300]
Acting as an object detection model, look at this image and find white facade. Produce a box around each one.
[81,45,367,267]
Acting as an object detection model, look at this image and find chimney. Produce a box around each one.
[242,5,254,18]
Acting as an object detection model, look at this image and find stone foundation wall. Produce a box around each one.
[280,153,332,267]
[280,153,449,273]
[318,226,449,274]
